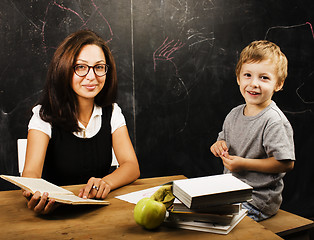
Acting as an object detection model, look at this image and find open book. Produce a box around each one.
[1,175,109,205]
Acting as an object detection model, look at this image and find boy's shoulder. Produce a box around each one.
[228,103,246,115]
[262,101,289,124]
[225,101,289,125]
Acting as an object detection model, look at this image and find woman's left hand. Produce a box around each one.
[78,177,111,200]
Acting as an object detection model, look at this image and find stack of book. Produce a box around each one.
[165,174,253,234]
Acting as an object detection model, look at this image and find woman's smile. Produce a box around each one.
[82,84,97,91]
[72,44,106,102]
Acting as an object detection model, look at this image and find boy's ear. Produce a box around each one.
[275,80,284,92]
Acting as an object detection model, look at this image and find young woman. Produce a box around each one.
[22,30,140,214]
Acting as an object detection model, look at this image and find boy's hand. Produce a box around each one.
[221,154,245,172]
[210,140,228,157]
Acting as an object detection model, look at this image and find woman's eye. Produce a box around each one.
[261,76,269,80]
[95,65,104,70]
[244,73,251,77]
[77,65,87,70]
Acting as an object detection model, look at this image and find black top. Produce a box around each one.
[42,106,112,186]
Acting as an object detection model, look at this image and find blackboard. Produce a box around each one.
[0,0,313,219]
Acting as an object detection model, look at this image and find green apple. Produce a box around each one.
[134,197,166,230]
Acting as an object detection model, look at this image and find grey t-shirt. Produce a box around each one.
[217,101,295,216]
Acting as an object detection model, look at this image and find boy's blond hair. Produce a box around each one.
[235,40,288,88]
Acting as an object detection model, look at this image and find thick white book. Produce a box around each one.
[1,175,109,205]
[172,174,252,209]
[165,209,248,234]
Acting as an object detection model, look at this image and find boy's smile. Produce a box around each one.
[237,59,283,116]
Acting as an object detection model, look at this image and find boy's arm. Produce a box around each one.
[221,154,294,173]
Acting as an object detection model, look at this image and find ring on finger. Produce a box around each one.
[92,185,99,191]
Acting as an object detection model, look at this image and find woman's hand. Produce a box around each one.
[78,177,111,200]
[22,190,58,214]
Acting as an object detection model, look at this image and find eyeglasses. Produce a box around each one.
[73,64,109,77]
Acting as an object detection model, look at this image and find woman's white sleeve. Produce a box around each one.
[28,105,52,138]
[111,103,126,133]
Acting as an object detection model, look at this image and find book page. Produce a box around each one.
[1,175,110,206]
[1,175,73,195]
[49,194,109,205]
[115,186,161,204]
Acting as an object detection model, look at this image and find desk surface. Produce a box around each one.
[0,175,282,240]
[259,209,314,237]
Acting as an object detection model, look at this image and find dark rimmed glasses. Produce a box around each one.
[73,64,109,77]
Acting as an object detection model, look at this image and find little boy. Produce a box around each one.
[210,40,295,221]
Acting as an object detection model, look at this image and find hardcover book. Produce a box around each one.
[172,201,241,215]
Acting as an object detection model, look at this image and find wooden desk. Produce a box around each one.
[0,175,282,240]
[259,209,314,240]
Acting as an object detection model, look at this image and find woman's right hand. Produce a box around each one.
[22,190,58,214]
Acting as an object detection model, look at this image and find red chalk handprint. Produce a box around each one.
[153,37,185,75]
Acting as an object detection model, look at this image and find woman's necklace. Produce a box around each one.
[79,119,89,138]
[78,103,93,138]
[79,119,89,125]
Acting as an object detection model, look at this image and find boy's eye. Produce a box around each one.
[244,73,251,77]
[261,76,269,80]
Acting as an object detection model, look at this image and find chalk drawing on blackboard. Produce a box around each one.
[265,22,314,40]
[52,1,85,23]
[293,22,314,107]
[14,0,114,53]
[153,37,185,75]
[187,30,215,48]
[174,75,190,134]
[296,74,314,105]
[51,0,113,41]
[265,22,314,113]
[153,37,189,134]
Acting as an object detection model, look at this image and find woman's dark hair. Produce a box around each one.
[39,29,117,132]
